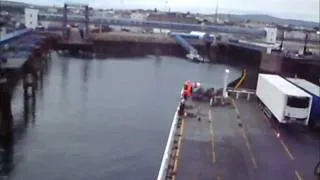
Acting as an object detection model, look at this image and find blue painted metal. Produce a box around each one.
[18,38,42,44]
[9,44,40,51]
[309,93,320,123]
[171,35,197,54]
[169,32,201,40]
[287,78,320,124]
[39,13,267,37]
[1,51,31,59]
[0,29,32,46]
[169,32,214,44]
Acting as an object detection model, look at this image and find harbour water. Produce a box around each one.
[1,53,241,180]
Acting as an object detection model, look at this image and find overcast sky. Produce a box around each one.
[19,0,320,22]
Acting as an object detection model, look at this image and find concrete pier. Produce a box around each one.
[0,31,54,138]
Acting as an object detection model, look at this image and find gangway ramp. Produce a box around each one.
[170,34,203,62]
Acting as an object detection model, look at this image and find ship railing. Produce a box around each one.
[227,88,256,101]
[157,88,183,180]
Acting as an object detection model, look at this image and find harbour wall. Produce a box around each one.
[51,31,319,89]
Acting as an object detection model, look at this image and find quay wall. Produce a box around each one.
[89,32,209,58]
[52,31,319,89]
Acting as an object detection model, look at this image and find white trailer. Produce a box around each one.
[256,74,312,125]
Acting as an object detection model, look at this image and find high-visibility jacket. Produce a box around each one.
[183,84,192,97]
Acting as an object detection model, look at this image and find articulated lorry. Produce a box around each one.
[256,74,312,126]
[286,78,320,127]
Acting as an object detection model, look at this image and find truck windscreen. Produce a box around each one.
[287,96,310,108]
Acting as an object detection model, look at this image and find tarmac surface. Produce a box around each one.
[175,97,320,180]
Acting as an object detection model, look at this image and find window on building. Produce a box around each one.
[30,14,32,18]
[30,21,32,25]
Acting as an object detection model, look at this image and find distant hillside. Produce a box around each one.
[221,14,318,28]
[0,0,30,7]
[1,0,318,28]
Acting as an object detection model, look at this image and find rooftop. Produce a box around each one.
[287,78,320,96]
[259,74,312,97]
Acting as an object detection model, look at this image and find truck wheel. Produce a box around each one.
[258,101,263,110]
[308,120,315,129]
[257,99,264,110]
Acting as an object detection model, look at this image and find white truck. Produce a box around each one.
[256,74,312,125]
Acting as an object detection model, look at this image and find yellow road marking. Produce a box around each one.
[216,176,222,180]
[208,109,216,164]
[172,118,185,180]
[256,103,295,161]
[231,99,239,115]
[231,98,258,168]
[295,170,303,180]
[239,127,258,168]
[235,69,247,89]
[279,139,295,160]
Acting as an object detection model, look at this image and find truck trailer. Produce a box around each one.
[286,77,320,127]
[256,74,312,125]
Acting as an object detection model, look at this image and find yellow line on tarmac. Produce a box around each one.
[231,98,258,168]
[231,99,239,115]
[216,175,222,180]
[256,103,295,161]
[208,109,216,164]
[239,127,258,168]
[295,170,303,180]
[279,139,295,160]
[172,118,185,180]
[235,69,247,89]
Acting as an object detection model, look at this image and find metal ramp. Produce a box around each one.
[170,34,203,62]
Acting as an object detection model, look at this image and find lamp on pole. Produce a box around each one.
[223,68,230,98]
[165,0,169,12]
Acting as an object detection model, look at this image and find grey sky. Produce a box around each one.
[20,0,320,22]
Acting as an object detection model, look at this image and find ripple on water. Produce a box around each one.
[4,53,241,180]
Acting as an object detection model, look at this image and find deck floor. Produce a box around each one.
[175,98,320,180]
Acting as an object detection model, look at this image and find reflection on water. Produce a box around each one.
[0,135,14,178]
[1,53,241,180]
[0,94,36,179]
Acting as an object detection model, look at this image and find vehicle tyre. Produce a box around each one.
[308,120,315,129]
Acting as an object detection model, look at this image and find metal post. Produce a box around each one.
[63,4,68,40]
[279,30,284,51]
[223,69,230,98]
[84,5,89,40]
[303,33,308,55]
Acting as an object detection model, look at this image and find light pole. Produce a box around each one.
[165,0,169,12]
[223,68,230,98]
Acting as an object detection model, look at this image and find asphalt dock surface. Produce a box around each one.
[176,98,320,180]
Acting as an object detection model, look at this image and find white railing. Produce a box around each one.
[157,89,183,180]
[227,88,256,101]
